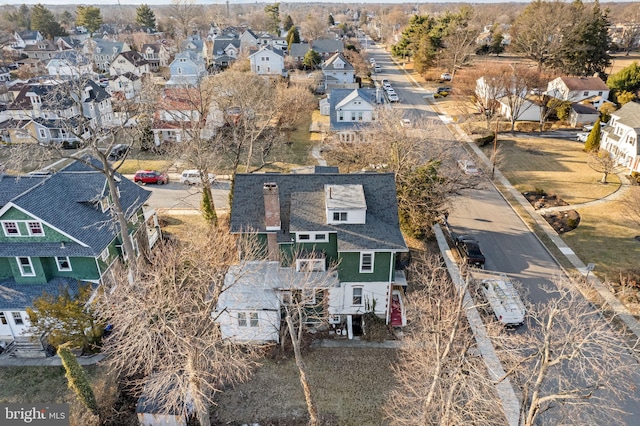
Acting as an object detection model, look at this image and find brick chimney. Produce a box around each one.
[263,183,280,261]
[263,182,281,230]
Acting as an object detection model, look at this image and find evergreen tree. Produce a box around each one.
[4,5,32,30]
[76,5,103,36]
[135,4,156,30]
[286,26,300,50]
[26,283,103,353]
[607,62,640,96]
[554,1,611,77]
[60,10,73,28]
[283,14,294,31]
[58,344,99,415]
[31,4,66,39]
[264,3,280,34]
[584,119,601,152]
[328,14,335,26]
[303,49,322,68]
[489,32,504,56]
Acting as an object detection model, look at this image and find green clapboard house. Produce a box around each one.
[0,159,161,347]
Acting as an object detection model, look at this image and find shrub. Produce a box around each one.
[474,133,495,146]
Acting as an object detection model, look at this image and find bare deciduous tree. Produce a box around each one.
[278,261,339,426]
[587,149,618,183]
[385,253,505,425]
[209,71,315,177]
[4,78,139,258]
[493,282,637,426]
[97,228,264,426]
[167,0,201,39]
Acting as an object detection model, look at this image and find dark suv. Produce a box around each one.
[107,144,129,161]
[455,235,486,268]
[134,170,169,185]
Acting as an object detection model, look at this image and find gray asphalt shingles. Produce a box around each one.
[231,172,407,252]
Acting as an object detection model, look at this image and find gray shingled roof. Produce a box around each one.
[611,101,640,128]
[322,52,354,71]
[4,160,150,255]
[0,277,93,310]
[0,176,47,207]
[230,172,407,252]
[329,88,377,132]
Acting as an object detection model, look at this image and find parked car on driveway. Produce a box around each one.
[440,72,452,81]
[582,122,607,132]
[576,132,589,142]
[437,87,452,95]
[455,234,486,268]
[134,170,169,185]
[400,118,412,127]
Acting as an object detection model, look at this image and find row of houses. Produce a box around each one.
[476,74,640,174]
[0,162,409,347]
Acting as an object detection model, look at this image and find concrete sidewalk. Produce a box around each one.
[429,101,640,342]
[0,353,106,367]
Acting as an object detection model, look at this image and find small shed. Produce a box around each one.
[136,394,187,426]
[569,103,599,128]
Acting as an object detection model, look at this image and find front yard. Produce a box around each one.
[481,136,638,290]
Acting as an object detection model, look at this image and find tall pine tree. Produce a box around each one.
[135,4,156,30]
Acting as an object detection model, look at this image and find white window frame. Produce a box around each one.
[352,287,363,305]
[12,312,23,325]
[27,221,44,236]
[238,312,247,327]
[314,233,327,241]
[16,257,35,277]
[333,211,347,222]
[249,312,259,327]
[38,128,46,138]
[360,252,374,273]
[100,197,109,213]
[56,256,72,272]
[2,221,21,236]
[131,213,139,225]
[298,233,310,241]
[101,247,109,262]
[296,258,326,272]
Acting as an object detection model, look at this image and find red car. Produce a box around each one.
[134,170,169,185]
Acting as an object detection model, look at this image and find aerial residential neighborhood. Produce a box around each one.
[0,1,640,425]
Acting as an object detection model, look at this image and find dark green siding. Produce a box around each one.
[338,251,392,282]
[9,256,47,284]
[0,207,73,244]
[0,258,11,279]
[41,257,100,280]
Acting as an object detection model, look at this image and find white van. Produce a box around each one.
[480,277,525,326]
[180,170,215,185]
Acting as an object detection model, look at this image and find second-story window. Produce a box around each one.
[27,222,44,236]
[360,252,374,273]
[56,256,72,271]
[2,221,20,236]
[333,212,347,221]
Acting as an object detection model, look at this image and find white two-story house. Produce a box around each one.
[322,52,357,91]
[545,76,610,109]
[601,101,640,174]
[249,46,286,77]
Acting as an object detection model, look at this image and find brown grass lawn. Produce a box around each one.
[486,136,621,204]
[479,136,639,281]
[213,348,398,425]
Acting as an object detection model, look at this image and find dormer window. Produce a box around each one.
[360,252,374,273]
[2,221,20,236]
[100,197,110,212]
[27,221,44,236]
[333,212,347,221]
